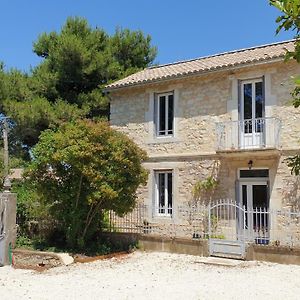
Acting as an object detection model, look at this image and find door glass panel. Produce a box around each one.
[252,185,268,209]
[167,94,174,134]
[243,83,252,133]
[252,184,268,231]
[167,173,172,214]
[159,96,166,134]
[242,185,248,227]
[240,169,269,178]
[255,82,263,133]
[255,82,263,118]
[158,173,165,213]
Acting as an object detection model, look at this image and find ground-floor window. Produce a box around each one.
[154,170,173,216]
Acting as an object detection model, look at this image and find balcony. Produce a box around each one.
[216,117,281,152]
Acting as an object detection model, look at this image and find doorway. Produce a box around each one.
[240,79,265,148]
[238,169,269,243]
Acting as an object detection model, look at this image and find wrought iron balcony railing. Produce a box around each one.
[216,117,281,151]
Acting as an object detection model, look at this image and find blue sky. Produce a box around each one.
[0,0,295,72]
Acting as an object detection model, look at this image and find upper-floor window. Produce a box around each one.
[240,78,264,133]
[154,92,174,136]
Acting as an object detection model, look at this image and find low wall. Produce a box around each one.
[100,232,140,250]
[139,235,209,257]
[247,244,300,265]
[102,233,300,265]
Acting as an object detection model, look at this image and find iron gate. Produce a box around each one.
[208,199,247,259]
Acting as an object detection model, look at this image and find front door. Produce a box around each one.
[240,79,265,148]
[239,180,269,243]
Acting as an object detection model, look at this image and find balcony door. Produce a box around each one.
[240,79,265,149]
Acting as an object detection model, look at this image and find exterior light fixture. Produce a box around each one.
[248,160,253,170]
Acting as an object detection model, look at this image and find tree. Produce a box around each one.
[0,17,156,154]
[0,17,157,163]
[270,0,300,174]
[27,120,147,249]
[31,17,157,116]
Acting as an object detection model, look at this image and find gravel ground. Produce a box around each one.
[1,251,300,300]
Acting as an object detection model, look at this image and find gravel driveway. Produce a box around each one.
[0,251,299,300]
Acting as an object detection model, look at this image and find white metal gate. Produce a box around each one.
[208,199,246,259]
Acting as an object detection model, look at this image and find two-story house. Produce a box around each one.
[105,40,300,257]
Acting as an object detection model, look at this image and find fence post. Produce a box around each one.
[243,205,246,242]
[208,202,211,239]
[109,210,112,232]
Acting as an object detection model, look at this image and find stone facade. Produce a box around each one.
[110,61,300,155]
[109,59,300,242]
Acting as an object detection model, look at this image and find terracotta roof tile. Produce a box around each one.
[106,40,295,90]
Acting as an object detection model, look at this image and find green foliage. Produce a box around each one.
[31,17,156,114]
[271,0,300,175]
[4,97,86,147]
[270,0,300,34]
[12,180,51,237]
[27,120,148,249]
[15,235,34,250]
[0,17,157,156]
[109,27,157,75]
[0,17,155,252]
[286,154,300,174]
[192,176,218,202]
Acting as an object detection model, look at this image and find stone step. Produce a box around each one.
[194,256,246,267]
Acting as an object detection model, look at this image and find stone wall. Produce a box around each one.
[110,60,300,156]
[109,59,300,239]
[128,153,298,239]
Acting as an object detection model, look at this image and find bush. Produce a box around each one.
[27,119,147,249]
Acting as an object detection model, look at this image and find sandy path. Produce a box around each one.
[0,251,299,300]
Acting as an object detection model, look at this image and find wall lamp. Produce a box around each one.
[248,160,253,170]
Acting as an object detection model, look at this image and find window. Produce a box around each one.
[240,169,269,178]
[240,79,264,134]
[154,92,174,136]
[154,171,173,216]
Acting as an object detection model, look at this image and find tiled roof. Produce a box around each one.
[106,40,295,90]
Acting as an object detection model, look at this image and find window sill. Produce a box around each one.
[146,136,181,145]
[151,215,173,222]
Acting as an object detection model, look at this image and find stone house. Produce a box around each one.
[105,40,300,253]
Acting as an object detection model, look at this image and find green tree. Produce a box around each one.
[31,17,157,116]
[27,120,147,249]
[0,17,156,153]
[270,0,300,174]
[0,17,156,159]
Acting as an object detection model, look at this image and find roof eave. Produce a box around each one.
[104,56,286,93]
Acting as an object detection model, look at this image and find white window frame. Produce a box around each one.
[155,91,174,137]
[240,78,265,123]
[154,170,173,217]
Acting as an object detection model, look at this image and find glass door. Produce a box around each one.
[239,181,269,242]
[240,79,265,148]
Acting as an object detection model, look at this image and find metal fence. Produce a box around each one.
[105,204,147,234]
[105,200,300,247]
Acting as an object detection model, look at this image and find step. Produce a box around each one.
[195,257,245,267]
